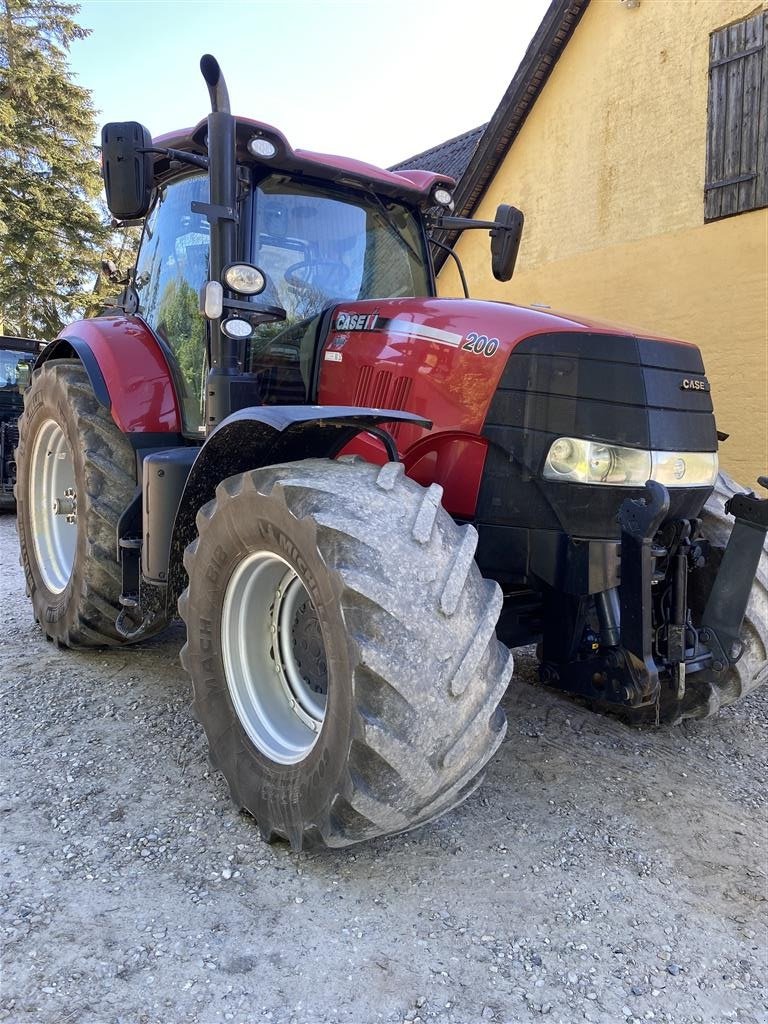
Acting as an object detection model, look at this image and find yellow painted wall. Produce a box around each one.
[440,0,768,486]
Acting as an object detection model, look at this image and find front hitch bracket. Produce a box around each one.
[617,480,671,702]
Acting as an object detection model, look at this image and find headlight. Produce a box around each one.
[543,437,717,487]
[543,438,651,485]
[651,450,718,487]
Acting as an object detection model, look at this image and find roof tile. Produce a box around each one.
[390,125,486,184]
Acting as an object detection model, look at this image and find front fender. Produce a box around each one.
[38,315,183,434]
[165,405,431,609]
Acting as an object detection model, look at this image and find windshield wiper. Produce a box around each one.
[364,190,424,265]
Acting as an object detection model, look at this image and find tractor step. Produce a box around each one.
[118,536,142,608]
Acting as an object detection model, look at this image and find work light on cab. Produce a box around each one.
[221,317,254,339]
[432,187,454,209]
[247,136,277,159]
[223,263,266,295]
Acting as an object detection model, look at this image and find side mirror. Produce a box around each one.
[490,204,524,282]
[101,122,153,220]
[101,259,129,285]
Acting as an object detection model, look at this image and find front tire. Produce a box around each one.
[16,359,137,647]
[179,458,513,849]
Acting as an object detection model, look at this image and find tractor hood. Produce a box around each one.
[317,295,713,448]
[316,296,717,534]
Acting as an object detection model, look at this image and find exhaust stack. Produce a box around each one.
[200,54,231,114]
[199,54,238,421]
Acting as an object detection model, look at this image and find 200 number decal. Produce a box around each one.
[462,332,499,357]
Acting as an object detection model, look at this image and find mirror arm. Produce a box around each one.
[138,147,209,170]
[432,215,504,233]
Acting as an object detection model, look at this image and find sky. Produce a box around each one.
[68,0,551,170]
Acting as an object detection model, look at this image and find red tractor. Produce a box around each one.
[16,57,767,849]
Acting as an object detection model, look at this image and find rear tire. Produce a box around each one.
[655,471,767,723]
[16,359,137,647]
[179,458,512,849]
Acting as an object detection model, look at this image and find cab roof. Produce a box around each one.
[153,117,456,206]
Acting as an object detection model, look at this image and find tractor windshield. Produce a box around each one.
[250,175,431,330]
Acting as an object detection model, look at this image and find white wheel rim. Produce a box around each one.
[29,419,77,594]
[221,551,328,764]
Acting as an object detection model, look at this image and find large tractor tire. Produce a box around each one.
[179,458,512,849]
[16,359,137,647]
[660,471,768,724]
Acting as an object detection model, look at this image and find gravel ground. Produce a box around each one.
[1,509,766,1024]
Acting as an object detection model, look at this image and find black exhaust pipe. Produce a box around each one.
[200,54,231,114]
[199,54,238,426]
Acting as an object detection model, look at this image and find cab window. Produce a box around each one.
[134,174,209,433]
[245,176,429,405]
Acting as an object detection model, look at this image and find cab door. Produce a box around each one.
[133,174,210,435]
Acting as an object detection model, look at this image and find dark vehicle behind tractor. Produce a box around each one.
[0,336,37,508]
[15,57,767,849]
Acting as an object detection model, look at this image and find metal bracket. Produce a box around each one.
[191,200,237,224]
[701,480,768,664]
[617,481,671,701]
[724,485,768,530]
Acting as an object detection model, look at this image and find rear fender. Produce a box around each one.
[37,316,183,434]
[165,405,431,610]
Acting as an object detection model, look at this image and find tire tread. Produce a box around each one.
[179,457,513,848]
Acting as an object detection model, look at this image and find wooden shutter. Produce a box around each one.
[705,11,768,221]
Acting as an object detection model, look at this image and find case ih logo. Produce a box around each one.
[334,312,380,331]
[680,377,710,392]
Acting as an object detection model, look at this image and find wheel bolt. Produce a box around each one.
[52,496,76,516]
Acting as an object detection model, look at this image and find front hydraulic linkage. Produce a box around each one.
[700,477,768,671]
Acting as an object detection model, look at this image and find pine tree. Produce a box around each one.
[0,0,109,338]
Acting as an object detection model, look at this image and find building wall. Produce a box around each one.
[439,0,768,486]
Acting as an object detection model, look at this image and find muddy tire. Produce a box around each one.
[178,458,512,849]
[660,471,768,723]
[16,359,137,647]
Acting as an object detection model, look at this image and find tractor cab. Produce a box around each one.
[126,165,434,434]
[100,66,522,435]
